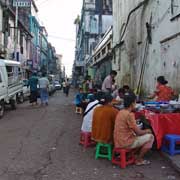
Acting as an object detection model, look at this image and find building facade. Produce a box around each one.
[73,0,113,86]
[113,0,180,96]
[0,0,32,65]
[91,26,113,87]
[0,0,58,76]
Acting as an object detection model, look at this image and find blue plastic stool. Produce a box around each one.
[161,134,180,156]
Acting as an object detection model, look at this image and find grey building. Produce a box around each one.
[73,0,113,87]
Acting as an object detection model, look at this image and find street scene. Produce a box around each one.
[0,0,180,180]
[0,91,179,180]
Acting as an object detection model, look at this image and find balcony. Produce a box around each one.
[75,60,85,67]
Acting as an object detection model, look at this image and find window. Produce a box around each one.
[171,0,180,18]
[107,43,111,50]
[6,66,13,77]
[102,47,106,55]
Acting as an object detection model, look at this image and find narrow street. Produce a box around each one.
[0,91,178,180]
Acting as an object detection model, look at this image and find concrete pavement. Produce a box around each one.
[0,90,179,180]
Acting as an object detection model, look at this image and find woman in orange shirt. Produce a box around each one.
[151,76,174,102]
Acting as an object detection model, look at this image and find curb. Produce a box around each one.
[160,152,180,173]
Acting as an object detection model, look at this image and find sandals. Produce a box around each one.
[135,160,151,166]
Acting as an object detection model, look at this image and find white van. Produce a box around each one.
[0,59,24,118]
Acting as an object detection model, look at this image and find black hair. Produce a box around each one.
[42,73,46,77]
[100,93,113,105]
[157,76,168,85]
[110,70,117,76]
[123,85,130,90]
[118,88,125,94]
[95,91,105,101]
[124,93,136,108]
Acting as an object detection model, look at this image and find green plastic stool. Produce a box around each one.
[95,143,112,160]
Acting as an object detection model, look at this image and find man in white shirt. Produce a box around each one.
[39,73,50,105]
[102,70,117,93]
[81,92,104,132]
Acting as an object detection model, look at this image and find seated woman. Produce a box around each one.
[81,92,104,133]
[92,94,119,144]
[114,93,154,165]
[150,76,174,102]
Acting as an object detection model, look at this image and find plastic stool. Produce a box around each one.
[79,131,96,148]
[76,107,82,114]
[95,143,112,160]
[162,134,180,156]
[112,148,135,168]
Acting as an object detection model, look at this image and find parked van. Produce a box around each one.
[0,59,24,118]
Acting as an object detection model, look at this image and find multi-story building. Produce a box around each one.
[56,54,63,81]
[0,0,32,65]
[113,0,180,96]
[39,26,48,73]
[73,0,113,85]
[91,26,113,87]
[48,43,57,75]
[29,1,40,71]
[0,1,5,58]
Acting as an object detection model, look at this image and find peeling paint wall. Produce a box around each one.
[113,0,180,94]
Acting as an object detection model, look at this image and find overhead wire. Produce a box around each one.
[48,35,75,42]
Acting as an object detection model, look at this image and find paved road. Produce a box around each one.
[0,90,179,180]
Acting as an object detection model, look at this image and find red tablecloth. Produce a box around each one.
[143,110,180,149]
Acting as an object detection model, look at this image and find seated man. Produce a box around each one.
[92,94,119,144]
[81,92,104,132]
[114,93,154,165]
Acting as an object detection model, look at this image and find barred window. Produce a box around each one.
[171,0,180,17]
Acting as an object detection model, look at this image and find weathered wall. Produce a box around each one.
[113,0,180,94]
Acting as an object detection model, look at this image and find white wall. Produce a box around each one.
[113,0,180,94]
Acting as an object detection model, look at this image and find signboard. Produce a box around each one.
[13,0,31,7]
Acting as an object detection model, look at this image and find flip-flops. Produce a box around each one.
[135,160,151,166]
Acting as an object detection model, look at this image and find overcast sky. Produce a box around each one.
[36,0,82,76]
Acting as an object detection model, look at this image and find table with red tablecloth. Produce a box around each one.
[142,110,180,149]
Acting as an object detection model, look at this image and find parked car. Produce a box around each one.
[48,82,56,96]
[23,79,30,100]
[54,80,62,90]
[0,59,24,118]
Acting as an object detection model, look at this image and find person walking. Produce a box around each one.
[28,72,39,106]
[39,73,50,106]
[65,79,70,97]
[62,80,66,94]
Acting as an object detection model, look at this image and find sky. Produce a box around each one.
[35,0,83,76]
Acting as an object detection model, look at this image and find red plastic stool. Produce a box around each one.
[79,131,96,148]
[112,148,135,168]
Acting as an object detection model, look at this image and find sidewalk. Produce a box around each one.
[162,152,180,173]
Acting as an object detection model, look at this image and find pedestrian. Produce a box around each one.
[62,80,66,94]
[101,70,117,93]
[28,72,39,106]
[65,79,70,97]
[39,73,50,106]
